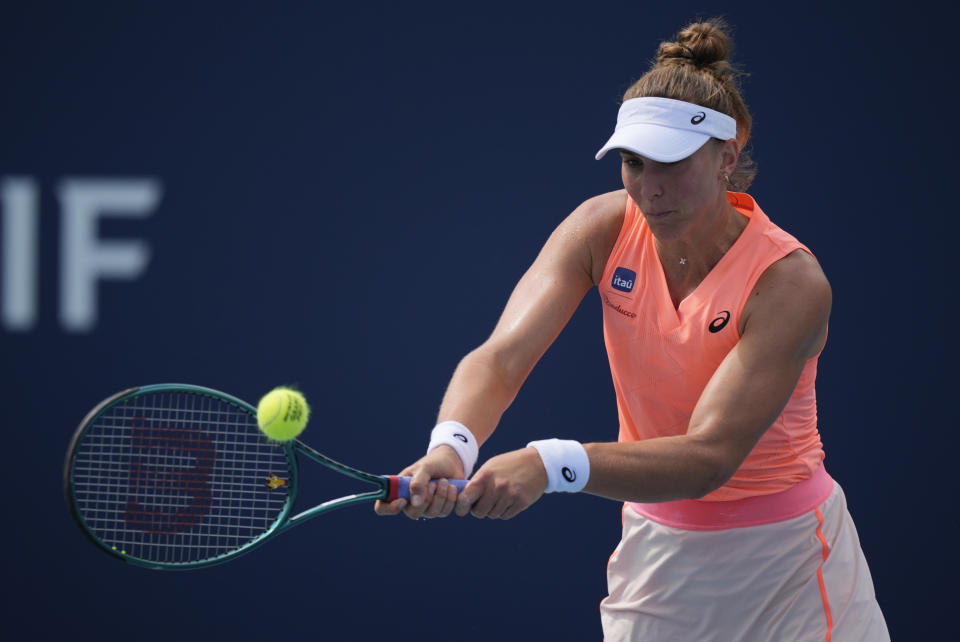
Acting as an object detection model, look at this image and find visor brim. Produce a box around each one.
[595,124,713,163]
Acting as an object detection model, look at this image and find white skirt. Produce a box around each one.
[600,483,888,641]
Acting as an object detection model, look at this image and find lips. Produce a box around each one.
[645,209,674,219]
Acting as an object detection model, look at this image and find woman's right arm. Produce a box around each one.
[374,189,626,519]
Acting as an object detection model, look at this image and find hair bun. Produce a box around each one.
[657,19,731,69]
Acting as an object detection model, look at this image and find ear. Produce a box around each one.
[719,138,739,177]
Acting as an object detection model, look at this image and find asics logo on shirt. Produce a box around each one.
[709,311,731,333]
[612,267,636,292]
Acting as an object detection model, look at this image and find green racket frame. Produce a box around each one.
[64,384,404,570]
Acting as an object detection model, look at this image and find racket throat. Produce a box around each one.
[278,489,386,533]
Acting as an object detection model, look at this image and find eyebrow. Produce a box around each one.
[619,151,686,167]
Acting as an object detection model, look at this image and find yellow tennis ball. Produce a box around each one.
[256,387,310,441]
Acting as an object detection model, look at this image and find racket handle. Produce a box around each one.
[386,475,469,502]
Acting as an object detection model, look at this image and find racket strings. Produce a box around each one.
[70,391,292,565]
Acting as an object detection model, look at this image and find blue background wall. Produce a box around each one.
[1,2,952,639]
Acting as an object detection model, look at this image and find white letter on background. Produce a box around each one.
[58,178,162,332]
[1,177,40,331]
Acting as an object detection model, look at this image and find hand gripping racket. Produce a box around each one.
[64,383,467,570]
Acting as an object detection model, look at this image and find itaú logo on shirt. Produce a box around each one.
[611,267,636,292]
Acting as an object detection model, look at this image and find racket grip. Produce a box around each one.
[386,475,469,501]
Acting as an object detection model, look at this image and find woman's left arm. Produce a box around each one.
[456,249,831,517]
[583,249,832,502]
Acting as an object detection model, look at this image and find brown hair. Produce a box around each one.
[625,19,756,190]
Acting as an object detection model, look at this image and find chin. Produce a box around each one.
[643,216,685,241]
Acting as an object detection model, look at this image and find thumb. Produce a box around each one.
[408,468,431,508]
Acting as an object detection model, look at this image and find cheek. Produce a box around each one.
[620,167,642,198]
[674,166,715,200]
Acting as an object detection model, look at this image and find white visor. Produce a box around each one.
[595,97,737,163]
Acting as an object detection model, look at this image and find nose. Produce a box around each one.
[631,167,663,201]
[621,158,665,204]
[642,173,663,199]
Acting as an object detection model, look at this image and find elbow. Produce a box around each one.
[686,447,739,500]
[689,466,734,499]
[466,342,527,394]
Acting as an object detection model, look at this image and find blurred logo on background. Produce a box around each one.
[1,177,162,333]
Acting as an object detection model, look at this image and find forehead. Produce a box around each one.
[617,140,720,164]
[617,149,683,165]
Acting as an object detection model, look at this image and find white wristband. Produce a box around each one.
[427,421,479,478]
[527,439,590,493]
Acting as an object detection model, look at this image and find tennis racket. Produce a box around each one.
[64,383,467,570]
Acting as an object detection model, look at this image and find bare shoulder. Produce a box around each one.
[740,249,832,359]
[551,189,627,285]
[576,189,628,219]
[754,249,832,304]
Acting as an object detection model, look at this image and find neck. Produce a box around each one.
[655,199,748,305]
[657,198,745,266]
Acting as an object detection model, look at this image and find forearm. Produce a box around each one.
[437,346,526,447]
[582,436,734,502]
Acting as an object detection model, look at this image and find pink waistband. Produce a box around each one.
[626,465,835,531]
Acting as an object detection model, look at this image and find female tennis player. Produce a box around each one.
[376,18,888,640]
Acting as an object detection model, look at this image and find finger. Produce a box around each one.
[486,495,513,520]
[408,468,432,508]
[455,479,482,517]
[443,479,459,513]
[442,479,461,515]
[374,498,407,516]
[421,481,449,518]
[403,481,436,520]
[501,500,530,520]
[469,484,499,519]
[423,479,453,517]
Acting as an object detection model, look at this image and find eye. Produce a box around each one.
[621,157,642,169]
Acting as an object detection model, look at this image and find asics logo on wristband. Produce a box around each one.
[528,439,589,493]
[429,421,479,478]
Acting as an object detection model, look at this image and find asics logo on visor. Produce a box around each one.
[691,112,706,124]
